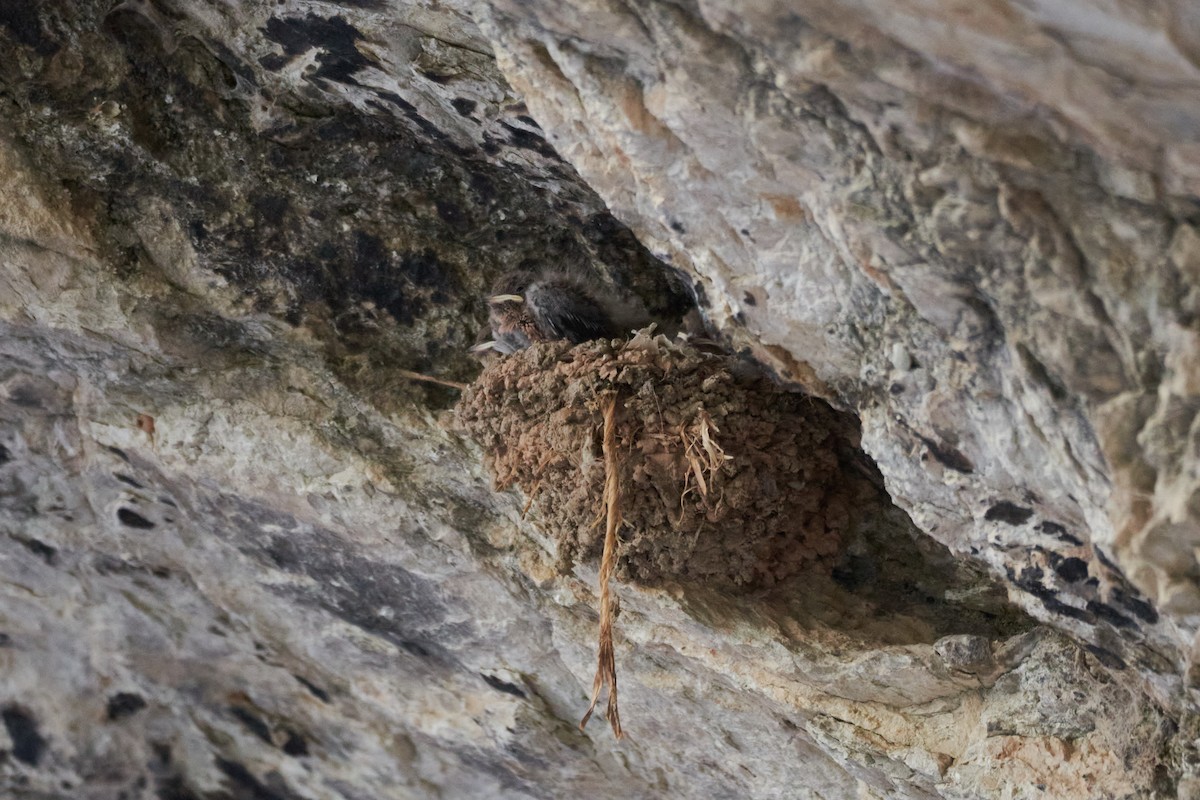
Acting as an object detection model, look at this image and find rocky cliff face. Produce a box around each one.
[0,1,1196,798]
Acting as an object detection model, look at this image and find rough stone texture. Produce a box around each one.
[0,0,1194,798]
[477,0,1200,725]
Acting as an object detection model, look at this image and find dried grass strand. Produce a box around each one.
[521,452,557,519]
[679,411,730,509]
[396,369,469,391]
[579,391,623,739]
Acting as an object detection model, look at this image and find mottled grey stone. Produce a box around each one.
[0,0,1194,798]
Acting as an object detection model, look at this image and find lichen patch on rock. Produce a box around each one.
[456,331,858,587]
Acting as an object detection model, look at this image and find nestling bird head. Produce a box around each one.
[472,269,621,355]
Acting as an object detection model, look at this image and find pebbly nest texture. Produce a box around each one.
[456,330,857,588]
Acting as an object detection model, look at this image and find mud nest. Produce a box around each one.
[457,330,857,587]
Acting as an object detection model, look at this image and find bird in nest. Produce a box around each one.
[472,271,624,355]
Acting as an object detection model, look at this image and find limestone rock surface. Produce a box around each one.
[0,1,1196,798]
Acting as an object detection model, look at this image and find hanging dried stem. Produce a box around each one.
[579,391,624,739]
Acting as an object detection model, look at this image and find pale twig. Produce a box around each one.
[396,369,469,391]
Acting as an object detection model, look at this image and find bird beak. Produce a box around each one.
[488,293,524,305]
[469,340,499,354]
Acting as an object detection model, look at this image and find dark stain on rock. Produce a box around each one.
[106,692,148,721]
[0,633,10,647]
[399,640,433,658]
[831,554,877,591]
[215,758,298,800]
[92,554,172,580]
[118,507,156,529]
[1037,520,1083,546]
[266,536,300,570]
[0,444,10,466]
[15,535,57,565]
[2,705,47,766]
[354,230,386,267]
[252,193,290,227]
[1086,600,1137,629]
[1013,564,1041,586]
[670,219,686,234]
[469,172,497,204]
[1041,594,1095,623]
[292,674,330,703]
[1084,644,1127,670]
[481,673,527,699]
[188,219,208,243]
[208,39,257,87]
[454,746,545,799]
[1093,545,1124,576]
[743,291,757,306]
[262,15,371,85]
[343,232,421,325]
[115,473,145,489]
[8,382,48,408]
[450,97,476,116]
[918,434,974,473]
[1008,566,1095,623]
[282,730,309,757]
[401,248,451,291]
[107,446,131,462]
[152,740,173,767]
[0,1,58,55]
[155,774,205,800]
[1111,587,1158,624]
[372,91,451,145]
[254,519,471,665]
[229,706,273,745]
[314,118,360,143]
[436,200,467,227]
[1017,343,1069,402]
[418,69,457,86]
[985,501,1034,525]
[102,5,169,60]
[1054,557,1090,583]
[500,122,557,158]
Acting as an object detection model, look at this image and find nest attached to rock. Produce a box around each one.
[457,330,853,588]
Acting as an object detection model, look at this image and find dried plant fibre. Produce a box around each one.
[578,391,622,738]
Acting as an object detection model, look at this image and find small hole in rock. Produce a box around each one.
[282,730,309,757]
[117,508,155,529]
[1,705,46,766]
[106,692,147,721]
[293,674,330,703]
